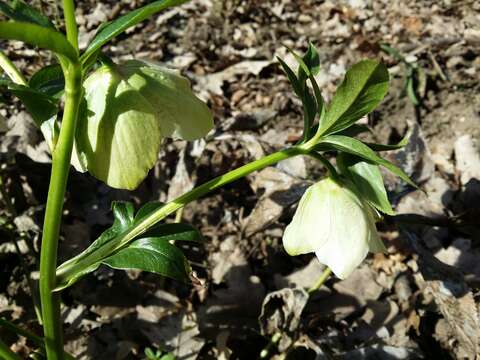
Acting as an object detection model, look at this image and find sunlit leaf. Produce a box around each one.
[318,60,389,136]
[81,0,188,67]
[55,201,201,290]
[319,135,416,188]
[0,21,77,62]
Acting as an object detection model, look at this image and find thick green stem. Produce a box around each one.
[56,146,307,286]
[62,0,79,51]
[0,339,22,360]
[39,60,82,360]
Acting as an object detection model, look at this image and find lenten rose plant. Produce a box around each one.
[0,1,415,358]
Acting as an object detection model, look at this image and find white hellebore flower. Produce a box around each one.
[72,60,213,190]
[283,177,386,279]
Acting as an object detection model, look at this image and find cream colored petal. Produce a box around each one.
[283,180,336,256]
[283,177,382,279]
[313,190,371,279]
[73,60,213,190]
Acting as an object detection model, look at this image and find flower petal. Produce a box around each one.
[283,177,383,279]
[283,181,333,255]
[72,60,213,190]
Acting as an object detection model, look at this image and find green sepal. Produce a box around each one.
[338,153,394,215]
[73,59,213,190]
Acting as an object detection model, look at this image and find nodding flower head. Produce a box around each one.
[282,177,385,279]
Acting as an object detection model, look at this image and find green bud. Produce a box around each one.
[72,60,213,190]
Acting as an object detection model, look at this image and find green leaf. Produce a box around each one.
[338,153,394,215]
[77,202,135,259]
[301,84,317,140]
[298,43,320,84]
[81,0,188,66]
[102,237,191,281]
[277,56,302,97]
[55,201,201,290]
[337,124,371,138]
[319,135,416,188]
[0,21,77,62]
[4,82,60,148]
[134,201,165,224]
[0,0,54,28]
[6,83,58,125]
[318,60,389,136]
[29,64,64,98]
[364,132,410,152]
[143,223,203,242]
[304,43,320,75]
[73,59,213,190]
[406,75,420,106]
[284,47,320,142]
[160,353,176,360]
[54,202,137,291]
[298,44,325,124]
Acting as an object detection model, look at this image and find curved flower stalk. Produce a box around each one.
[72,59,213,190]
[282,177,386,279]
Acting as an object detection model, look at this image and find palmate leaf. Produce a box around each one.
[338,153,394,215]
[318,60,389,136]
[55,201,202,291]
[319,135,416,188]
[80,0,188,67]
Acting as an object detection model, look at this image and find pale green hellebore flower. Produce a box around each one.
[283,177,386,279]
[72,60,213,190]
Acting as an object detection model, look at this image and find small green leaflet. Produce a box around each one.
[102,237,191,282]
[318,60,389,136]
